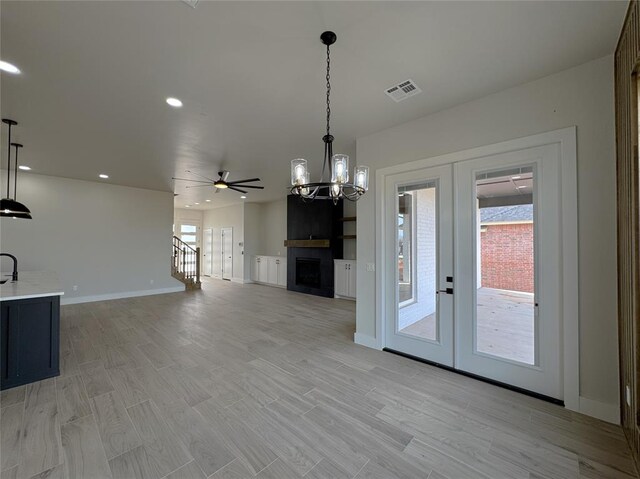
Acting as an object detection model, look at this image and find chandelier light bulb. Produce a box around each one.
[331,154,349,184]
[291,159,308,186]
[354,166,369,191]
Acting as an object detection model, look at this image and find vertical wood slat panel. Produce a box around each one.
[615,1,640,468]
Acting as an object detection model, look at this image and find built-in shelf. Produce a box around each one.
[338,235,357,240]
[338,216,357,222]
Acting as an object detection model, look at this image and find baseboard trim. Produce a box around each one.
[61,286,185,305]
[579,396,620,424]
[354,332,381,350]
[252,281,286,289]
[231,277,245,284]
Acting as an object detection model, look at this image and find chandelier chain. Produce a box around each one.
[326,44,331,137]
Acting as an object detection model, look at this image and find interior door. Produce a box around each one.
[384,165,454,366]
[455,144,562,399]
[203,228,213,276]
[221,227,233,280]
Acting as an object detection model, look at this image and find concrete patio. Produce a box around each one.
[399,287,535,364]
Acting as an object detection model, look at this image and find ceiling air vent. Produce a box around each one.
[181,0,199,8]
[384,79,422,102]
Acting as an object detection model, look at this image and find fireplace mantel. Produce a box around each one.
[283,239,330,248]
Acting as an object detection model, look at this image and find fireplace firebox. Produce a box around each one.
[296,258,321,288]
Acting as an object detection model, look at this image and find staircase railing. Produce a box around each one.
[172,235,200,285]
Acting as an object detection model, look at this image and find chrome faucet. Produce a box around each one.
[0,253,18,281]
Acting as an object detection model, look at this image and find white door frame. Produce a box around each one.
[374,127,579,412]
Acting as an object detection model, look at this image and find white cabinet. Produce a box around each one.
[334,260,356,299]
[253,256,287,288]
[259,256,269,283]
[276,258,287,287]
[252,257,260,282]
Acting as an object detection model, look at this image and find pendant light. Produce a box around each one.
[290,31,369,203]
[1,118,32,219]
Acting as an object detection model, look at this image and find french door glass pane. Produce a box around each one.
[475,166,536,364]
[397,181,438,341]
[181,224,197,233]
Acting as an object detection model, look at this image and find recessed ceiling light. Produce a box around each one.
[205,199,211,202]
[194,202,200,205]
[18,165,31,171]
[512,176,521,180]
[516,185,527,189]
[240,195,247,199]
[166,97,183,108]
[0,61,20,74]
[185,205,190,207]
[99,174,109,179]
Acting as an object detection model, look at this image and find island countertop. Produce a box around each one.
[0,271,65,302]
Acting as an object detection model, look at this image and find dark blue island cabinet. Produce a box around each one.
[0,295,60,390]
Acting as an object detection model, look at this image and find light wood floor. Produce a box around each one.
[0,279,635,479]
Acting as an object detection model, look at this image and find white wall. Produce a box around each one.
[244,203,262,280]
[356,55,618,412]
[258,199,287,257]
[202,204,245,282]
[0,173,182,303]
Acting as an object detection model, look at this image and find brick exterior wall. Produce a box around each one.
[481,222,534,293]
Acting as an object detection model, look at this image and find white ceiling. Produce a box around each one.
[0,1,626,210]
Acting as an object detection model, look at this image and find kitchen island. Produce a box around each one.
[0,271,64,390]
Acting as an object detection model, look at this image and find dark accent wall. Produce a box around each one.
[286,195,343,297]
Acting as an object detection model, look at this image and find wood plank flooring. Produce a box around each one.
[0,278,636,478]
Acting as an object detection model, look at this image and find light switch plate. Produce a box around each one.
[366,263,375,272]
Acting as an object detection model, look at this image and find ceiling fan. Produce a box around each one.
[172,170,264,194]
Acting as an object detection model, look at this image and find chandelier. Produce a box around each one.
[290,31,369,202]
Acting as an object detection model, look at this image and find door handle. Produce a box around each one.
[437,288,453,295]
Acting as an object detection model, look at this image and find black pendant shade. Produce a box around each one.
[1,119,31,219]
[0,198,31,219]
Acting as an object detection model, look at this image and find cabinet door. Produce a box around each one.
[277,259,287,287]
[259,257,269,282]
[334,263,349,297]
[252,257,260,282]
[1,296,60,390]
[347,262,357,298]
[267,258,278,284]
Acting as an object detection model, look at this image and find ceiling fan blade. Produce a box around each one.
[220,170,230,181]
[228,186,248,194]
[215,187,221,194]
[172,177,212,183]
[226,178,261,184]
[185,184,215,189]
[230,185,264,189]
[185,170,217,182]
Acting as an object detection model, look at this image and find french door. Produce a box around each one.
[384,144,563,400]
[221,227,233,280]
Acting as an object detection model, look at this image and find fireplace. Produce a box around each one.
[286,195,343,297]
[296,258,321,288]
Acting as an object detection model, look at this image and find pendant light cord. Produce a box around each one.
[326,43,331,137]
[13,144,19,200]
[6,122,11,198]
[320,43,332,182]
